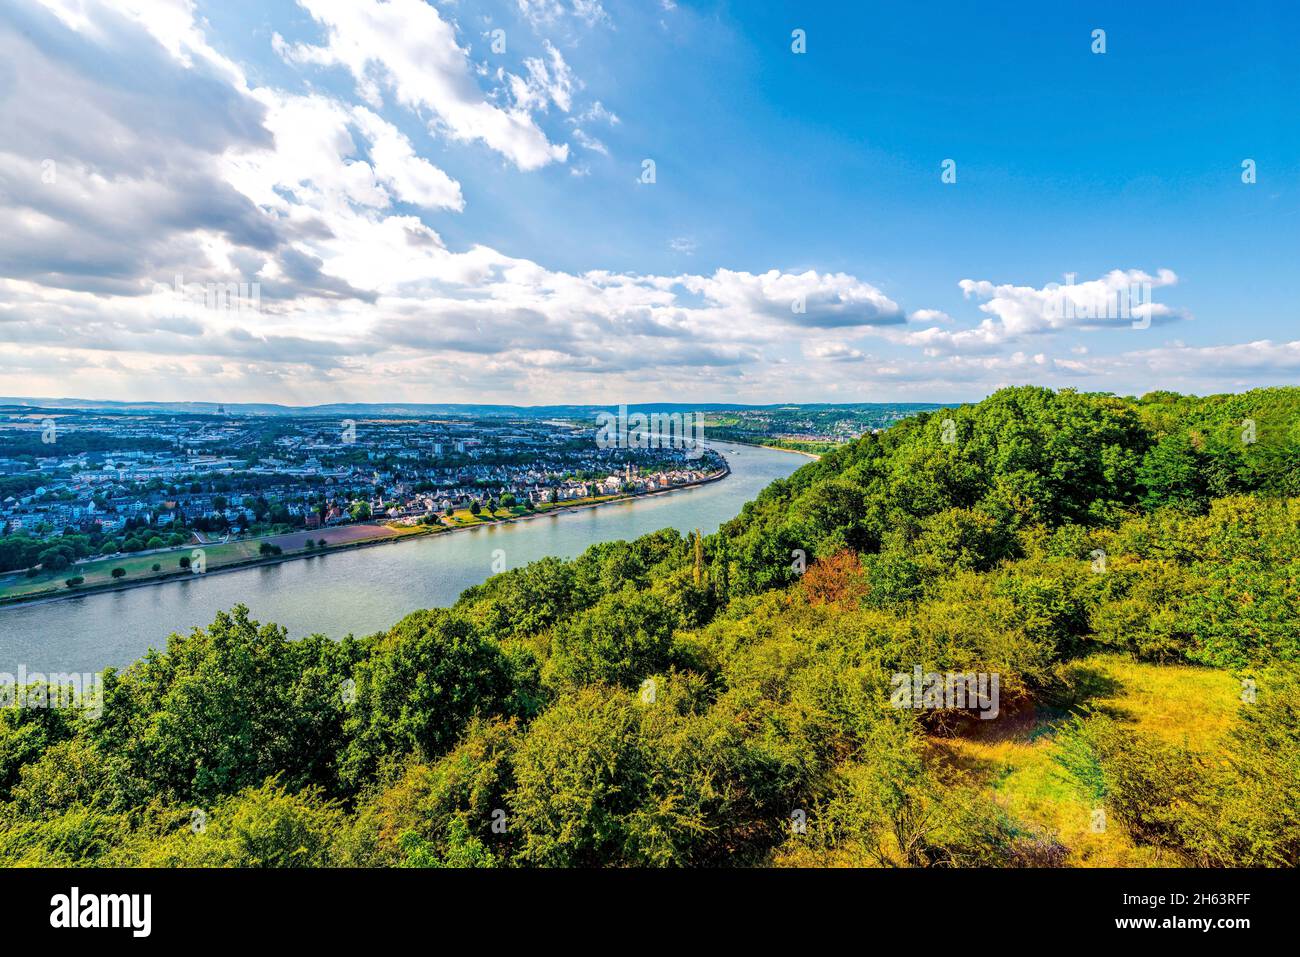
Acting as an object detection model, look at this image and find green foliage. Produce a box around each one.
[88,605,360,805]
[0,705,79,799]
[508,687,645,866]
[339,609,514,788]
[137,782,344,867]
[1052,673,1300,868]
[548,585,682,688]
[3,386,1298,867]
[399,819,499,868]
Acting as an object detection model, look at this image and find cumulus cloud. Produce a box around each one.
[957,267,1187,336]
[804,342,867,362]
[681,269,904,329]
[2,2,1278,407]
[888,269,1189,356]
[907,308,953,325]
[0,1,280,294]
[506,40,577,114]
[277,0,568,170]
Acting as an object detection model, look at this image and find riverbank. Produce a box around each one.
[1,440,804,671]
[0,466,730,610]
[717,438,823,460]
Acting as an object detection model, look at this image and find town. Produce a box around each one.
[0,405,725,584]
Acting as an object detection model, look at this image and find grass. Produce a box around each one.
[0,523,426,602]
[443,495,627,526]
[932,654,1242,866]
[0,549,206,599]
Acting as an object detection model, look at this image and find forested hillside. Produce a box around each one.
[2,386,1297,867]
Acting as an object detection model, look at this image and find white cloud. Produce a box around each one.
[907,308,952,325]
[516,0,565,26]
[576,100,620,125]
[571,1,611,27]
[890,269,1189,356]
[805,342,866,362]
[507,40,578,114]
[681,269,904,329]
[1130,338,1300,377]
[39,0,249,88]
[3,2,1285,407]
[518,0,610,29]
[573,129,609,155]
[278,0,568,170]
[351,107,465,211]
[957,268,1186,337]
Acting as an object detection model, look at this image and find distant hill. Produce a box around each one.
[0,397,947,418]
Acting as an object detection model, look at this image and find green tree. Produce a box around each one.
[340,610,513,788]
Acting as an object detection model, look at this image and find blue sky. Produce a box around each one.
[0,0,1296,404]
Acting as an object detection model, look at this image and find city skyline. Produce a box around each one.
[1,0,1297,405]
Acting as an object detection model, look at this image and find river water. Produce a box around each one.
[0,442,806,672]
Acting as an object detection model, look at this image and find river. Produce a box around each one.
[0,442,806,672]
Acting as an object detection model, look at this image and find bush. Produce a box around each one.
[91,605,357,803]
[1053,712,1207,852]
[510,688,646,866]
[64,577,84,588]
[136,783,345,867]
[340,610,514,788]
[111,568,126,579]
[346,719,519,867]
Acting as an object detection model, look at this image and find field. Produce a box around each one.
[933,655,1241,867]
[0,521,426,602]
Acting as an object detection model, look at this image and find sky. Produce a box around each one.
[0,0,1297,406]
